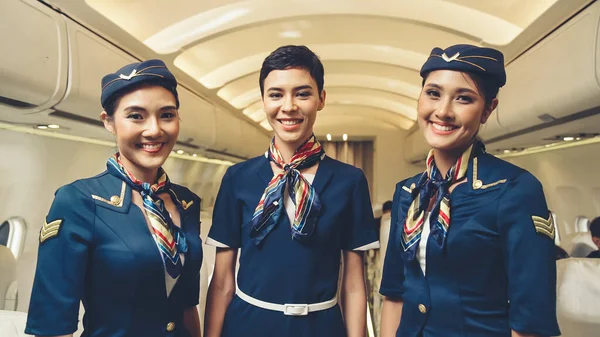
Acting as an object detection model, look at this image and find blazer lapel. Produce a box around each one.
[312,155,334,195]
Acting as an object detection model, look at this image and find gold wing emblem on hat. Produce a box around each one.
[442,52,460,63]
[119,69,138,80]
[39,219,63,243]
[532,213,555,240]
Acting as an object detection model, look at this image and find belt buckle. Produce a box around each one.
[283,303,309,316]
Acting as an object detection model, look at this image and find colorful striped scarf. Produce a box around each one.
[400,142,481,261]
[107,153,187,278]
[249,135,324,246]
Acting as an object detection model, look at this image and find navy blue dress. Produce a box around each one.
[380,152,560,337]
[207,155,378,337]
[26,171,203,337]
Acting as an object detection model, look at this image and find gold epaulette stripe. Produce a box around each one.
[92,182,126,207]
[472,158,507,190]
[532,214,556,240]
[40,219,63,243]
[402,186,411,193]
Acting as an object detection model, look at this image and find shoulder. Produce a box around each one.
[170,183,201,205]
[325,156,366,182]
[54,171,112,202]
[394,172,422,195]
[226,155,266,178]
[478,153,539,184]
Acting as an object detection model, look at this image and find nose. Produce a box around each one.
[143,116,162,138]
[434,98,453,120]
[280,94,297,113]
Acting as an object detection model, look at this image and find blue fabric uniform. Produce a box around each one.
[380,152,560,337]
[25,171,203,337]
[207,154,378,337]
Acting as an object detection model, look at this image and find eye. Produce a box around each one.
[456,95,474,103]
[269,93,282,99]
[161,112,177,119]
[296,91,311,98]
[127,113,143,120]
[426,90,440,98]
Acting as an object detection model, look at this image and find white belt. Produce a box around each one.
[236,284,337,316]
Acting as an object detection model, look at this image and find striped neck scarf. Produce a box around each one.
[249,135,324,246]
[400,142,482,261]
[107,153,187,278]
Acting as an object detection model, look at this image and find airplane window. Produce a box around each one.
[0,217,27,259]
[0,221,8,246]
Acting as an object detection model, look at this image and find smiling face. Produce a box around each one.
[101,85,179,182]
[417,70,497,156]
[262,67,326,152]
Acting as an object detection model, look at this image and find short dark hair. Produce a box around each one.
[382,201,393,213]
[103,80,179,116]
[590,217,600,238]
[259,45,325,96]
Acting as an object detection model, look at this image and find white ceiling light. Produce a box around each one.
[47,124,60,129]
[563,136,574,141]
[176,149,185,154]
[343,134,348,141]
[36,125,48,129]
[326,134,332,141]
[279,30,302,38]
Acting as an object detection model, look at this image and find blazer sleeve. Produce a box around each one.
[206,167,242,248]
[341,172,379,251]
[25,184,94,336]
[498,172,560,336]
[181,194,202,308]
[380,180,407,299]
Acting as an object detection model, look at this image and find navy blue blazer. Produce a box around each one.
[380,152,560,337]
[207,154,378,337]
[25,171,203,337]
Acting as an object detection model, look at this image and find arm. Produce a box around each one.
[204,247,238,337]
[184,306,201,337]
[341,250,367,337]
[380,297,403,337]
[378,181,407,337]
[26,185,94,336]
[498,172,560,337]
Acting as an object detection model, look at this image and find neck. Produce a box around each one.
[432,148,464,178]
[275,136,311,163]
[119,155,159,184]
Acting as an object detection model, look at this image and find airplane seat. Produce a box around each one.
[0,246,17,311]
[0,310,27,337]
[556,258,600,337]
[563,232,596,258]
[574,216,590,233]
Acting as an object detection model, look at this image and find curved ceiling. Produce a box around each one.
[66,0,582,136]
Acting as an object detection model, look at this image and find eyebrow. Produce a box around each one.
[425,83,479,95]
[266,85,314,92]
[123,105,177,112]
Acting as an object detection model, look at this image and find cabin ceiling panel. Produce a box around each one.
[176,16,473,74]
[178,44,430,89]
[56,0,590,138]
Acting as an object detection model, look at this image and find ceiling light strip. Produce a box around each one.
[0,122,233,166]
[497,136,600,159]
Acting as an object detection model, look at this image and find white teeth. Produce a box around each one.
[280,120,301,125]
[431,123,455,132]
[141,143,162,149]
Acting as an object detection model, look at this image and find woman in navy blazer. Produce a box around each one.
[380,45,560,337]
[204,45,379,337]
[25,60,203,337]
